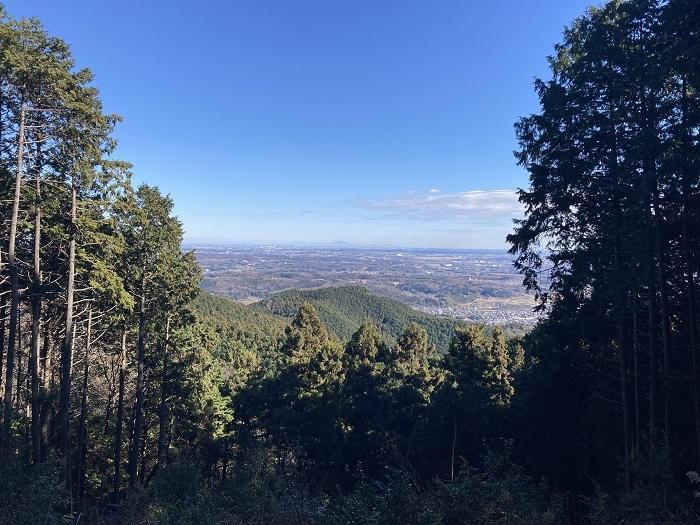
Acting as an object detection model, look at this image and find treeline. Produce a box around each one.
[0,7,211,517]
[508,0,700,520]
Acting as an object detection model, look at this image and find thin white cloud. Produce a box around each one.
[360,189,522,221]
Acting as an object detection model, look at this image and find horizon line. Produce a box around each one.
[182,239,512,252]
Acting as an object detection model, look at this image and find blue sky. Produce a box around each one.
[6,0,593,248]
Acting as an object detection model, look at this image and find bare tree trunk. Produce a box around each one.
[2,103,26,445]
[139,416,148,485]
[76,308,92,508]
[0,80,5,407]
[15,313,22,408]
[113,328,127,499]
[642,162,658,458]
[652,190,672,453]
[30,162,43,464]
[647,251,657,457]
[129,274,147,488]
[104,373,115,434]
[680,76,700,464]
[39,319,51,462]
[59,180,77,498]
[610,113,630,487]
[157,317,171,473]
[0,298,5,406]
[633,292,641,463]
[685,211,700,462]
[613,227,630,488]
[450,418,457,482]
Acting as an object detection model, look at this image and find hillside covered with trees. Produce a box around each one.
[253,285,467,351]
[2,0,700,524]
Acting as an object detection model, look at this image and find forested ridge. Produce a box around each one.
[2,1,700,524]
[253,285,467,350]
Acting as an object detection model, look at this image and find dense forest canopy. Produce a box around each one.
[1,0,700,523]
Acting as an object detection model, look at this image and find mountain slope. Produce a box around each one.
[194,291,287,339]
[253,285,465,351]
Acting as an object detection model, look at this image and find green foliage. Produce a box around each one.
[255,285,465,352]
[194,290,286,340]
[391,322,432,376]
[345,320,384,371]
[446,325,515,407]
[281,302,331,366]
[584,471,700,525]
[325,453,564,525]
[0,448,62,524]
[79,448,564,525]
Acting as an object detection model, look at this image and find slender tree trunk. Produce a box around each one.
[652,190,672,452]
[113,328,127,499]
[59,180,77,496]
[157,317,171,473]
[30,164,43,464]
[609,112,630,487]
[0,298,5,406]
[643,166,658,456]
[680,76,700,464]
[615,237,630,489]
[129,273,147,488]
[2,103,26,445]
[139,416,148,485]
[0,81,5,407]
[450,418,457,482]
[104,377,115,434]
[684,212,700,462]
[638,85,660,463]
[15,314,22,408]
[76,308,92,508]
[633,292,641,463]
[39,319,51,462]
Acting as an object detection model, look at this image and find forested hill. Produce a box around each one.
[194,290,286,339]
[252,285,464,351]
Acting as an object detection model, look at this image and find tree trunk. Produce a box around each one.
[139,415,148,485]
[15,314,22,408]
[633,292,641,463]
[609,111,629,487]
[59,180,77,496]
[0,298,5,407]
[2,103,26,445]
[39,319,51,463]
[30,162,43,464]
[680,75,700,464]
[652,190,672,452]
[157,317,171,473]
[129,272,147,488]
[450,418,457,482]
[643,162,658,457]
[76,308,92,508]
[113,328,127,499]
[614,237,630,489]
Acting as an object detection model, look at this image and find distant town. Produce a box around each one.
[192,244,540,325]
